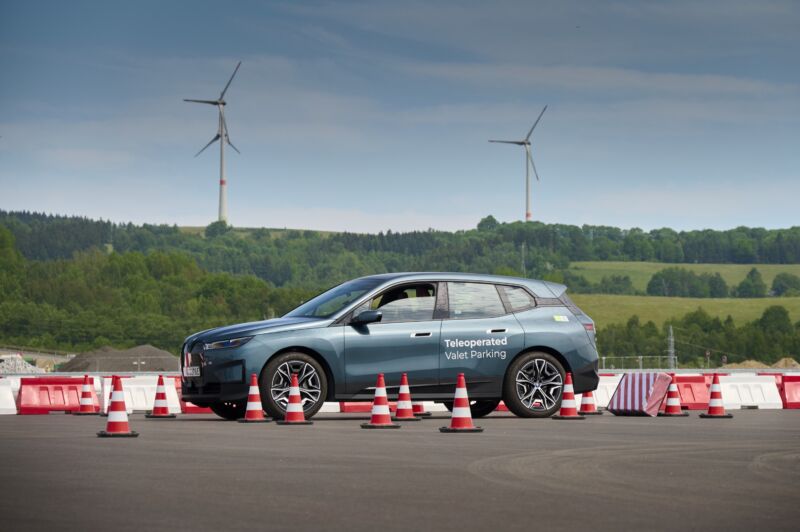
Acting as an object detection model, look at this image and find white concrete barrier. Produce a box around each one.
[0,380,17,414]
[101,376,181,414]
[587,374,623,410]
[719,374,783,410]
[319,402,340,413]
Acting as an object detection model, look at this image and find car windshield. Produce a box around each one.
[284,278,384,319]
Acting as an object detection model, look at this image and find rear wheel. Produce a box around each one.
[444,399,500,418]
[209,400,246,421]
[260,351,328,420]
[503,351,565,418]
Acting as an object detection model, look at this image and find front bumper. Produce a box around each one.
[181,344,250,404]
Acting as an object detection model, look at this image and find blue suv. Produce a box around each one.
[181,273,599,420]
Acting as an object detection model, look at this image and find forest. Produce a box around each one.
[1,211,799,363]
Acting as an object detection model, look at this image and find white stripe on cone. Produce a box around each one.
[454,388,468,399]
[451,407,472,418]
[286,403,304,413]
[375,388,387,397]
[371,405,391,415]
[107,411,128,423]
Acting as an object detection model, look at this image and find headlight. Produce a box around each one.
[203,336,254,351]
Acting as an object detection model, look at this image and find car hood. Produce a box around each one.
[186,316,327,345]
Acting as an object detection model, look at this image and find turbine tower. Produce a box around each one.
[489,105,547,222]
[184,61,242,224]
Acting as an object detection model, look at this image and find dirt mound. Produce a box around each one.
[721,359,769,369]
[771,357,800,369]
[60,345,179,373]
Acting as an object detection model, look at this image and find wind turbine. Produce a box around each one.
[184,61,242,224]
[489,105,547,222]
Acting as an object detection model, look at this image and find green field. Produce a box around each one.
[569,261,800,292]
[571,294,800,328]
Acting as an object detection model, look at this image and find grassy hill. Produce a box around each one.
[569,261,800,292]
[571,294,800,328]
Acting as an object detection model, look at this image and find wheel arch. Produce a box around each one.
[262,346,336,401]
[506,346,571,383]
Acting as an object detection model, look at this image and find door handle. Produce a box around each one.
[487,328,507,333]
[411,332,432,337]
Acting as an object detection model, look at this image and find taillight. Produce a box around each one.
[583,323,594,332]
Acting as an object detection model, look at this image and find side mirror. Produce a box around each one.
[351,310,382,325]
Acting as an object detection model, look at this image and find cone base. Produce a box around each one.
[276,420,313,425]
[73,411,99,416]
[413,412,432,417]
[145,413,177,419]
[361,423,400,429]
[393,416,421,422]
[658,411,690,417]
[238,418,271,423]
[699,413,733,418]
[97,430,139,438]
[439,426,483,433]
[552,415,586,420]
[579,411,603,416]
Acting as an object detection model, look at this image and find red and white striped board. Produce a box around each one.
[608,372,671,417]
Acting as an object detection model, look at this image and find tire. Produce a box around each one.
[209,400,246,421]
[443,399,501,418]
[503,351,565,418]
[260,351,328,420]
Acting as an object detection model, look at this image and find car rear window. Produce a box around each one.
[447,282,506,319]
[498,285,536,312]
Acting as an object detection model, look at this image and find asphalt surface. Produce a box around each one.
[0,410,798,531]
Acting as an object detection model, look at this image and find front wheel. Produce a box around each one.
[209,400,246,421]
[503,351,565,418]
[260,352,328,420]
[444,399,500,418]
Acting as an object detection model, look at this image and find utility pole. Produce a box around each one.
[667,325,676,369]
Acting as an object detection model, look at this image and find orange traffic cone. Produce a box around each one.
[146,375,177,418]
[659,374,689,417]
[700,374,732,419]
[276,373,313,425]
[361,373,400,429]
[97,376,139,437]
[412,402,431,417]
[73,374,98,415]
[552,372,585,420]
[578,390,603,416]
[439,373,483,433]
[393,373,420,421]
[238,373,270,423]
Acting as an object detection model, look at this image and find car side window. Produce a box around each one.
[355,283,437,323]
[447,282,506,319]
[498,285,536,312]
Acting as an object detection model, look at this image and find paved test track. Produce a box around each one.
[0,411,798,531]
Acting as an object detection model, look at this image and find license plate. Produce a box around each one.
[183,366,200,377]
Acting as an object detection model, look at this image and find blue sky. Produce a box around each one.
[1,1,798,232]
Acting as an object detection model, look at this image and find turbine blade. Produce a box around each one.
[219,61,242,100]
[184,99,219,105]
[527,148,540,181]
[195,134,220,157]
[525,105,548,140]
[226,137,240,154]
[220,114,239,153]
[489,140,524,145]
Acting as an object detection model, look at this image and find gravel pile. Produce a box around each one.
[60,345,179,373]
[0,354,45,374]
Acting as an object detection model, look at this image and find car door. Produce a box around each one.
[343,282,442,395]
[439,281,525,396]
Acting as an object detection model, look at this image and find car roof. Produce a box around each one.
[355,272,565,298]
